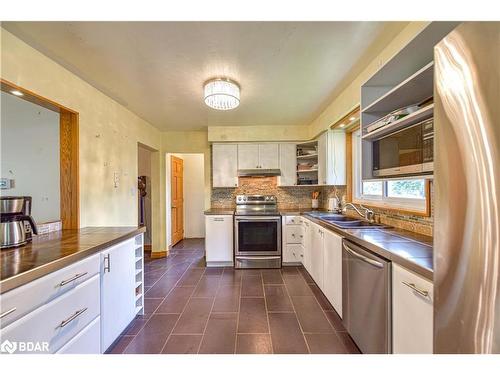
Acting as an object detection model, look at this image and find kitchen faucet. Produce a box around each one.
[342,202,375,223]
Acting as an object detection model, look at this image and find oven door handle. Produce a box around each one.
[235,216,281,222]
[236,256,281,260]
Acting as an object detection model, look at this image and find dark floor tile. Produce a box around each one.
[156,286,195,314]
[177,268,205,286]
[189,258,206,268]
[238,297,269,334]
[144,298,162,316]
[144,268,167,287]
[124,314,179,354]
[220,269,243,285]
[264,285,293,312]
[173,298,213,334]
[291,295,333,333]
[325,310,346,332]
[107,335,134,354]
[304,333,348,354]
[309,284,334,311]
[145,275,179,298]
[236,334,273,354]
[298,267,315,284]
[192,276,220,298]
[261,269,284,284]
[162,334,202,354]
[213,284,240,312]
[204,267,224,276]
[283,275,314,296]
[164,262,191,277]
[198,313,238,354]
[238,269,262,276]
[241,274,264,297]
[281,266,300,276]
[268,312,309,354]
[122,316,148,335]
[337,332,362,354]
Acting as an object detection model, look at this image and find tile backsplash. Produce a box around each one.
[211,176,433,237]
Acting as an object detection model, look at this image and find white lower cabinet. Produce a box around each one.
[283,244,304,263]
[310,222,325,289]
[205,215,234,266]
[323,229,343,318]
[56,317,101,354]
[100,239,137,352]
[392,264,434,354]
[302,219,313,273]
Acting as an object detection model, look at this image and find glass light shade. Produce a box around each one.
[204,79,240,110]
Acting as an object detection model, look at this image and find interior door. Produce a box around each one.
[171,156,184,246]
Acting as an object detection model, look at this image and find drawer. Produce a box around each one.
[0,253,100,328]
[283,244,304,264]
[0,274,100,354]
[286,226,304,244]
[56,317,101,354]
[285,216,302,225]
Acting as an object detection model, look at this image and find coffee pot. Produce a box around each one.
[0,196,38,249]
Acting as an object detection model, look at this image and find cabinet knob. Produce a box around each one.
[291,233,295,237]
[300,254,304,258]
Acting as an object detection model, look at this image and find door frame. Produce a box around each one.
[170,155,184,246]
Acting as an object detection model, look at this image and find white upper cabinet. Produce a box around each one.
[212,144,238,188]
[317,130,346,185]
[237,144,260,169]
[237,144,279,169]
[258,144,279,169]
[278,143,297,186]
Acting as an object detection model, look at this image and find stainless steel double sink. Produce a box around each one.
[305,212,387,229]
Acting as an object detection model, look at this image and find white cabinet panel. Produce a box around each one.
[285,216,301,225]
[100,239,136,352]
[278,143,297,186]
[310,223,325,289]
[259,144,279,169]
[237,144,260,169]
[205,215,234,265]
[286,226,304,244]
[1,274,100,354]
[392,264,433,354]
[302,219,313,273]
[212,144,238,187]
[318,132,327,185]
[317,130,346,185]
[0,253,100,328]
[56,317,101,354]
[283,244,303,263]
[323,229,343,318]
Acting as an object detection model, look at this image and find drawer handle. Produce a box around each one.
[59,307,88,328]
[0,307,16,319]
[213,218,225,222]
[402,281,429,297]
[104,254,111,273]
[59,272,88,286]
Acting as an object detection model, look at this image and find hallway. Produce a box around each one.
[107,238,360,354]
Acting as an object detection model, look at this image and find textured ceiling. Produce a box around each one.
[3,22,407,131]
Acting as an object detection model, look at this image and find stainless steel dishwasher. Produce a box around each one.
[342,239,391,354]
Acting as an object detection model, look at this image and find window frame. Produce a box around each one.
[351,128,431,216]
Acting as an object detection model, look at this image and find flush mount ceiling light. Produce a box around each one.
[10,90,24,96]
[204,78,240,111]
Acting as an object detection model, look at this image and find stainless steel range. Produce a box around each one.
[234,195,281,269]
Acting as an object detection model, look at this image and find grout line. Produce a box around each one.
[261,269,274,354]
[233,268,243,354]
[195,267,221,354]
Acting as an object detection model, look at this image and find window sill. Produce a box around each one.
[352,197,431,217]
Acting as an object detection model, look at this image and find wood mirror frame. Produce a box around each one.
[1,78,80,229]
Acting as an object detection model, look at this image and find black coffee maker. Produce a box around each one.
[0,196,38,249]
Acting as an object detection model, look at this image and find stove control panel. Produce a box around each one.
[236,195,277,204]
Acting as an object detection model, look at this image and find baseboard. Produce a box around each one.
[144,244,152,252]
[150,251,167,259]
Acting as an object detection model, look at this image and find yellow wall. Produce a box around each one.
[208,125,309,142]
[308,22,430,138]
[0,28,166,253]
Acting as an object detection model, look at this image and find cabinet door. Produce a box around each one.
[327,131,346,185]
[258,144,279,169]
[302,219,312,272]
[238,144,260,169]
[56,317,101,354]
[212,144,238,187]
[101,239,136,352]
[205,215,234,264]
[323,229,343,317]
[392,264,433,353]
[317,132,327,185]
[310,223,325,289]
[278,143,297,186]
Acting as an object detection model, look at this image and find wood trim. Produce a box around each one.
[150,251,167,259]
[144,244,152,252]
[1,78,80,229]
[345,132,353,202]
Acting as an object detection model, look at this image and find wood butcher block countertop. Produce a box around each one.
[0,226,145,294]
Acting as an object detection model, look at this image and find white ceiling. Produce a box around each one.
[3,22,407,131]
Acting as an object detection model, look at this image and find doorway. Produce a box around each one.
[166,153,205,249]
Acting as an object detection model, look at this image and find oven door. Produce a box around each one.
[234,216,281,268]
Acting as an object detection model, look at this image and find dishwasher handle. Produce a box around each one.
[343,243,384,269]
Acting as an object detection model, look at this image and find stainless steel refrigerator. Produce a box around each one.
[434,22,500,353]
